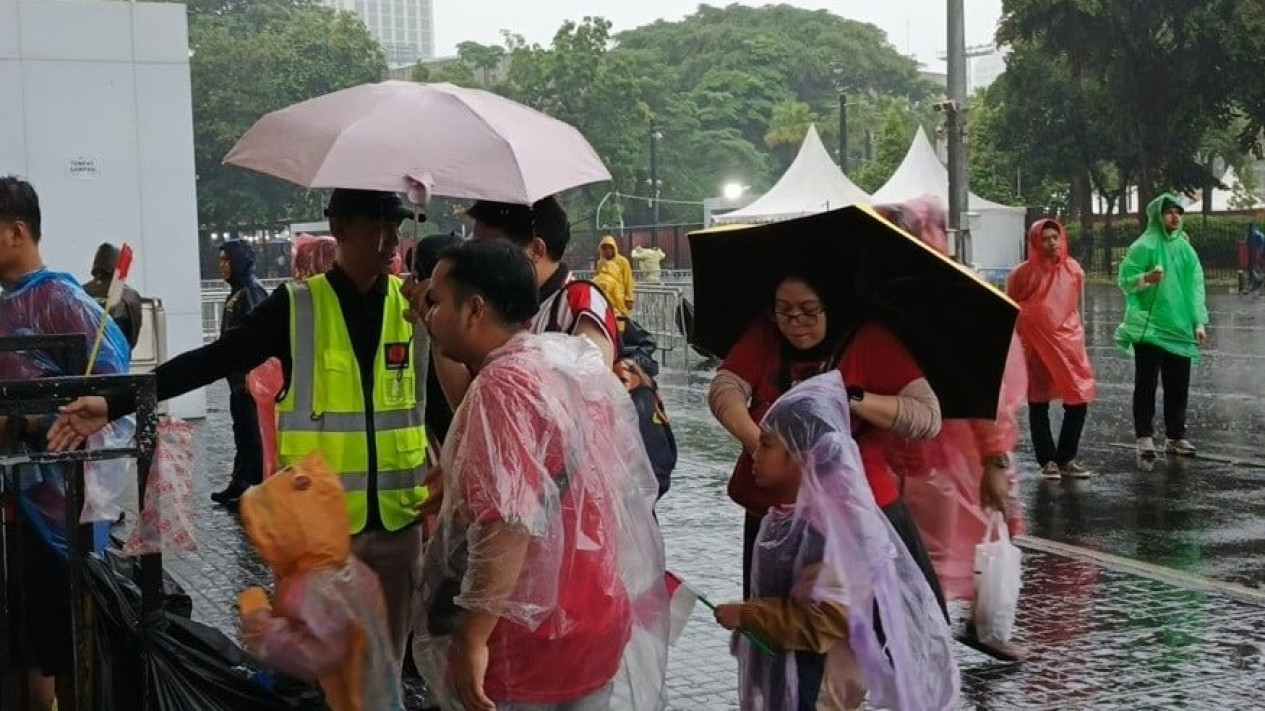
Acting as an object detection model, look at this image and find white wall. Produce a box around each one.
[0,0,205,418]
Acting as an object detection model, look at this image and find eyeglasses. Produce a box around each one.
[771,307,824,325]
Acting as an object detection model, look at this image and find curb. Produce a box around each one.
[1016,535,1265,605]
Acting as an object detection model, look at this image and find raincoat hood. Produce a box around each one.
[1026,218,1069,266]
[599,234,621,255]
[240,452,350,578]
[221,239,259,288]
[91,243,120,281]
[1145,193,1187,241]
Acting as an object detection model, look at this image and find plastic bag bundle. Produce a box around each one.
[973,512,1022,644]
[124,419,198,555]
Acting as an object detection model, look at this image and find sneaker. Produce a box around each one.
[1137,436,1158,458]
[1061,460,1092,479]
[1040,462,1062,480]
[1167,438,1197,457]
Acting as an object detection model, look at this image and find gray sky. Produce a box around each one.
[433,0,1004,71]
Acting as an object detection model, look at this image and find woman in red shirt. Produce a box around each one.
[707,274,946,612]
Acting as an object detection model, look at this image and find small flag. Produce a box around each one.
[664,571,777,656]
[86,242,134,374]
[104,243,134,310]
[665,571,700,646]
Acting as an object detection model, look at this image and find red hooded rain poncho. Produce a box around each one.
[1006,220,1096,405]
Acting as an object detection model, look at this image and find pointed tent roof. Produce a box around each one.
[1186,167,1265,212]
[713,125,871,225]
[870,127,1021,211]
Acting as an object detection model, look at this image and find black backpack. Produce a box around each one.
[549,281,678,499]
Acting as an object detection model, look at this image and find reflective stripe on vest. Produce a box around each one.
[276,275,428,534]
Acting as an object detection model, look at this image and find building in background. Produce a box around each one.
[322,0,434,66]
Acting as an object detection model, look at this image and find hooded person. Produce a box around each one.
[82,242,144,350]
[1244,223,1265,294]
[1008,219,1097,478]
[213,239,271,504]
[716,372,959,711]
[239,452,404,711]
[1113,193,1208,458]
[596,234,636,313]
[874,196,1029,661]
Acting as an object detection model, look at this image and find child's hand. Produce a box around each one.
[714,603,743,631]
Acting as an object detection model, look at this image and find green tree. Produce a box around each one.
[850,107,914,193]
[456,41,506,84]
[999,0,1265,214]
[189,2,386,229]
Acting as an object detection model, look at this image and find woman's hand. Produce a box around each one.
[714,603,743,631]
[47,397,110,452]
[979,460,1011,514]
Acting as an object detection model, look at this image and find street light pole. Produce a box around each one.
[946,0,971,265]
[838,91,848,171]
[649,122,662,242]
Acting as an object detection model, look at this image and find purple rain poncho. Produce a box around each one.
[739,372,959,711]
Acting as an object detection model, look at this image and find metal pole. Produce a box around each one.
[650,122,661,243]
[946,0,971,265]
[838,91,848,171]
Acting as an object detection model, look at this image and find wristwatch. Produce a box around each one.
[846,385,866,403]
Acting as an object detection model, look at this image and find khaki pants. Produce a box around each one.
[352,526,423,669]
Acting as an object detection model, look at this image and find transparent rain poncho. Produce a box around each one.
[0,268,135,555]
[414,333,668,709]
[876,196,1028,599]
[743,372,958,711]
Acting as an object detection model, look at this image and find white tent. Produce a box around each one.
[1186,167,1265,212]
[713,125,871,225]
[870,127,1026,270]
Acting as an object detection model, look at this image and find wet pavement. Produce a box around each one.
[147,282,1265,708]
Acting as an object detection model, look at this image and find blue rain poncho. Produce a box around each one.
[0,267,133,556]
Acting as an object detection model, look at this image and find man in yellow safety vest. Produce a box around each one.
[48,189,431,668]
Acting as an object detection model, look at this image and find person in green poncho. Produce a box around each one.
[1114,193,1209,458]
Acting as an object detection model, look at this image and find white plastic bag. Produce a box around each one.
[80,416,137,523]
[123,419,198,555]
[972,511,1022,644]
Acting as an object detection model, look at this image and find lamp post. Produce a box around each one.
[946,0,971,265]
[649,122,663,242]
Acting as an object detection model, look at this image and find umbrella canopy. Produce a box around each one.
[688,206,1018,420]
[223,81,611,204]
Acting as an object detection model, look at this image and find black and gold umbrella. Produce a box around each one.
[688,205,1018,420]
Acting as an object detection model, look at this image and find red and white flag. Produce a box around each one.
[104,243,134,310]
[665,571,702,646]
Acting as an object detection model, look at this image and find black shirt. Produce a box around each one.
[108,266,399,530]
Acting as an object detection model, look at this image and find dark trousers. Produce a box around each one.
[1029,402,1089,466]
[1132,343,1192,440]
[228,387,264,491]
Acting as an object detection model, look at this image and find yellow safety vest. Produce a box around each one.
[276,274,429,534]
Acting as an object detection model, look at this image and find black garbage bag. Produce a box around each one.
[85,554,325,710]
[104,550,193,619]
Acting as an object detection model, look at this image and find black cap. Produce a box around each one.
[323,189,423,223]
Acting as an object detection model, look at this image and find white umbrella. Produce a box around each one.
[223,81,611,204]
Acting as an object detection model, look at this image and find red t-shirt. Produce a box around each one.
[721,320,923,511]
[452,355,629,703]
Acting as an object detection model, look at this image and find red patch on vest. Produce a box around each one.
[384,342,410,370]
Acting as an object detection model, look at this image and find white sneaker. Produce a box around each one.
[1061,460,1093,479]
[1040,462,1062,480]
[1137,436,1158,457]
[1167,438,1197,456]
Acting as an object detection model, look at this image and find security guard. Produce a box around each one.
[49,189,430,667]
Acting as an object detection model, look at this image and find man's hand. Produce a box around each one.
[450,635,495,711]
[402,276,430,325]
[1142,267,1164,285]
[714,603,743,631]
[1196,326,1208,346]
[980,461,1011,514]
[46,396,109,452]
[414,466,445,521]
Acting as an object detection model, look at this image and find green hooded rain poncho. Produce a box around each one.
[1113,193,1209,361]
